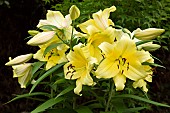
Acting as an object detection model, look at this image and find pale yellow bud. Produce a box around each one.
[134,28,165,40]
[28,30,39,36]
[142,44,161,51]
[27,31,55,46]
[69,5,80,20]
[5,54,33,66]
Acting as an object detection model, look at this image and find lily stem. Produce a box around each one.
[105,80,114,112]
[70,20,75,50]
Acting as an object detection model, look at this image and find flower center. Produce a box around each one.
[116,57,129,74]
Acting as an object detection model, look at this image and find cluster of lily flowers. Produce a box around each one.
[6,5,165,95]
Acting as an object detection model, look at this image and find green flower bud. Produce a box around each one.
[142,44,161,51]
[69,5,80,20]
[28,30,39,36]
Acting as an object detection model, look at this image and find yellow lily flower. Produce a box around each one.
[78,6,116,34]
[95,37,153,91]
[12,63,32,88]
[5,54,33,66]
[34,43,68,70]
[64,44,97,95]
[37,10,73,41]
[85,27,117,62]
[37,10,72,29]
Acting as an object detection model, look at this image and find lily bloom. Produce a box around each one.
[34,41,68,70]
[95,37,153,91]
[64,44,97,95]
[12,63,32,88]
[78,6,116,33]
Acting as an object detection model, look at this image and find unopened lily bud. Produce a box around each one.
[28,30,39,36]
[142,44,161,51]
[27,31,55,46]
[5,54,33,66]
[134,28,165,40]
[69,5,80,20]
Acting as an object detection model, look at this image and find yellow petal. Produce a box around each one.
[133,79,148,92]
[113,73,126,91]
[124,65,146,81]
[136,51,152,63]
[92,6,116,30]
[5,54,33,66]
[95,59,119,78]
[78,19,95,33]
[99,42,114,57]
[74,79,83,96]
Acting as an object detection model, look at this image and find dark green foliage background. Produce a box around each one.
[0,0,169,112]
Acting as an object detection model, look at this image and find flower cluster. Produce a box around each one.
[6,5,165,95]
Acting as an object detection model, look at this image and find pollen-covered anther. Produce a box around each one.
[66,64,76,79]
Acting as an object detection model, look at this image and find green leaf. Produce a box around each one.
[30,62,66,93]
[32,61,45,75]
[54,78,67,84]
[142,62,165,68]
[122,107,147,113]
[4,92,50,104]
[43,43,62,56]
[135,40,153,46]
[75,106,93,113]
[46,108,77,113]
[100,111,115,113]
[55,85,74,98]
[31,97,64,113]
[39,25,58,31]
[113,94,170,107]
[112,98,127,113]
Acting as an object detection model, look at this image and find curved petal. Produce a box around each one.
[133,79,148,92]
[74,79,83,96]
[113,73,126,91]
[78,19,95,33]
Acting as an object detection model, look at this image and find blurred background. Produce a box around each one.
[0,0,169,112]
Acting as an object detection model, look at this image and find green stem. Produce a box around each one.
[105,80,114,112]
[73,97,76,109]
[70,20,75,50]
[50,75,54,99]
